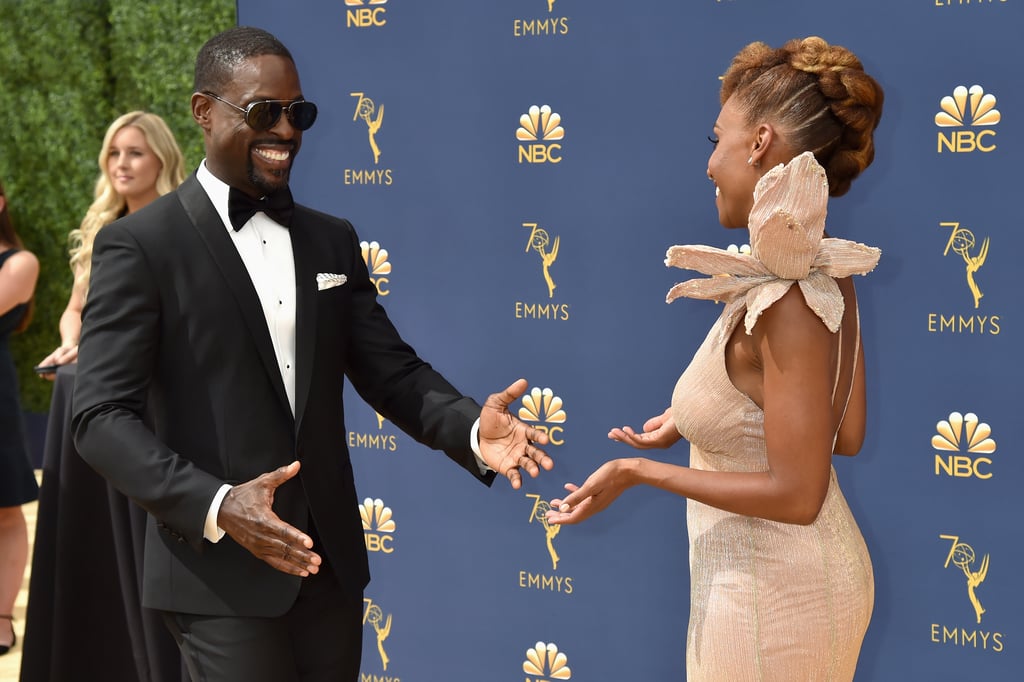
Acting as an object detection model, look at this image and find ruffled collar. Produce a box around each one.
[665,152,880,335]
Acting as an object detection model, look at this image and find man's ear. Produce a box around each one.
[191,92,213,131]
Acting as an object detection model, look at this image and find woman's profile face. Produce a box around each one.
[707,97,759,229]
[107,125,162,207]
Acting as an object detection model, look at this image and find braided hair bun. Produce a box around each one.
[720,36,884,197]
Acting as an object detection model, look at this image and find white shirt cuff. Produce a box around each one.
[203,484,232,542]
[470,417,493,473]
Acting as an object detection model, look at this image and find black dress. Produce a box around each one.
[0,248,38,506]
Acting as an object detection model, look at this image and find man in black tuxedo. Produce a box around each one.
[72,26,552,682]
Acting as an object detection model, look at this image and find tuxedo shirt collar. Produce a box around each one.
[195,161,235,234]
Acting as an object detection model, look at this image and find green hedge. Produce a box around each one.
[0,0,235,413]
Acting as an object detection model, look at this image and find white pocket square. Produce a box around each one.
[316,272,348,291]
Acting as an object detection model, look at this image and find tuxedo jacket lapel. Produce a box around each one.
[177,176,293,420]
[290,217,318,432]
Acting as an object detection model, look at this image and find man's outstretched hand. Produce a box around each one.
[478,378,553,489]
[217,461,322,577]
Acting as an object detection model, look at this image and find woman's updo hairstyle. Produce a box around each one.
[720,36,884,197]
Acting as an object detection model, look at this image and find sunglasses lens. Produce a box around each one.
[242,100,317,131]
[287,101,318,131]
[245,101,283,131]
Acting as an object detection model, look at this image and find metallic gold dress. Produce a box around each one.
[665,153,879,681]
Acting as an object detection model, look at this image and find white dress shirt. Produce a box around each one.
[197,162,297,541]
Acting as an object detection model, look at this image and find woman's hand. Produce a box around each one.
[545,458,639,525]
[608,407,681,450]
[35,344,78,380]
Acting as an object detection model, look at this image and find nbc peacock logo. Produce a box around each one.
[345,0,387,28]
[932,411,996,480]
[935,85,1000,153]
[517,387,566,445]
[360,497,396,554]
[523,641,572,681]
[360,240,392,297]
[518,105,565,164]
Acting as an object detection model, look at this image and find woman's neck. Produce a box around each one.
[124,190,160,215]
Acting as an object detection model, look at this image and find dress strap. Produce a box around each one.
[0,248,19,268]
[831,300,861,449]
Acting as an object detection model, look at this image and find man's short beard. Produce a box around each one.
[248,161,290,196]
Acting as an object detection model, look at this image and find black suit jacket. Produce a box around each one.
[72,173,494,617]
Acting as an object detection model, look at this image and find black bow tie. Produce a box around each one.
[227,186,294,231]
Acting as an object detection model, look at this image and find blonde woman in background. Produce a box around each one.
[36,111,185,374]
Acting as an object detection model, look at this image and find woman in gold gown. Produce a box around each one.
[547,37,885,681]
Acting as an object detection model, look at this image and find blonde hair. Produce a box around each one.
[720,36,884,197]
[68,111,186,291]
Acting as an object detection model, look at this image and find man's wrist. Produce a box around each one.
[203,484,232,542]
[470,417,493,473]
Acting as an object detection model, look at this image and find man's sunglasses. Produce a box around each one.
[202,91,318,132]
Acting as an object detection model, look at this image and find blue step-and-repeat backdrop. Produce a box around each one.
[237,2,1021,680]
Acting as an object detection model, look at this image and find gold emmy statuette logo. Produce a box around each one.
[362,597,393,670]
[932,411,996,479]
[360,240,392,296]
[360,497,395,553]
[940,222,989,309]
[940,535,990,624]
[524,222,560,298]
[518,386,567,445]
[527,493,562,570]
[351,92,384,164]
[513,2,570,37]
[927,224,1000,335]
[348,407,397,452]
[346,0,387,28]
[936,85,1000,153]
[517,105,565,164]
[523,641,571,680]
